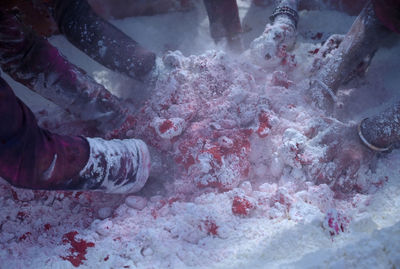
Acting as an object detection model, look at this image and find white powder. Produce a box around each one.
[1,2,400,269]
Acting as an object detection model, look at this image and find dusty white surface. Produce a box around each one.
[1,1,400,268]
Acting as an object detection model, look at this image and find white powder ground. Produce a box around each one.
[1,1,400,268]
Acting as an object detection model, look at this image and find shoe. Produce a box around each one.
[77,137,151,193]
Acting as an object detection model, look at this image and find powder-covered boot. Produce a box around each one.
[358,102,400,152]
[76,137,151,193]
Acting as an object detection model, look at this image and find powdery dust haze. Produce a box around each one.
[1,1,400,268]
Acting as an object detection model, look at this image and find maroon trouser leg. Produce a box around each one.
[372,0,400,33]
[0,76,90,190]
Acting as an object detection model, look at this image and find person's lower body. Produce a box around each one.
[203,0,243,50]
[0,76,150,192]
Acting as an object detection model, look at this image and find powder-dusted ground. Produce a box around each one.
[1,1,400,268]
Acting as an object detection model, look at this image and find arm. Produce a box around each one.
[250,0,299,66]
[50,0,156,80]
[0,10,133,137]
[313,1,390,94]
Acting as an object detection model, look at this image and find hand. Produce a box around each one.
[304,79,336,114]
[305,119,376,194]
[310,34,344,75]
[250,20,296,66]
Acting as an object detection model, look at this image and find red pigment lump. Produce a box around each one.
[323,209,350,237]
[60,231,95,267]
[159,119,174,134]
[199,218,219,236]
[232,196,255,216]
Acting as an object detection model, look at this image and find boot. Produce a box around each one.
[358,102,400,152]
[76,137,151,193]
[0,75,150,193]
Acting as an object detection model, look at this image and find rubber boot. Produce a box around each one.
[76,137,151,193]
[359,102,400,151]
[0,76,150,193]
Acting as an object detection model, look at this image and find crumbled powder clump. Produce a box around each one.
[1,5,400,269]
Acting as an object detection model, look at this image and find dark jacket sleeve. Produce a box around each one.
[50,0,156,79]
[0,10,131,136]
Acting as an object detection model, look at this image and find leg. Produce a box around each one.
[203,0,243,50]
[0,76,89,190]
[308,0,393,111]
[50,0,156,80]
[0,76,150,193]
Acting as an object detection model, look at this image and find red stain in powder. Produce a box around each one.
[325,211,350,237]
[104,255,109,261]
[44,223,51,231]
[308,48,320,55]
[232,196,254,216]
[17,211,28,222]
[151,209,158,219]
[19,232,32,241]
[204,219,219,236]
[159,119,174,134]
[168,197,180,205]
[11,189,20,201]
[256,112,272,138]
[204,146,223,164]
[311,32,323,40]
[60,231,95,267]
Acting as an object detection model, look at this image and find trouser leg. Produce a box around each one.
[203,0,242,49]
[0,76,90,190]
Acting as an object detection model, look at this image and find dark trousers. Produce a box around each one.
[203,0,242,42]
[0,77,90,190]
